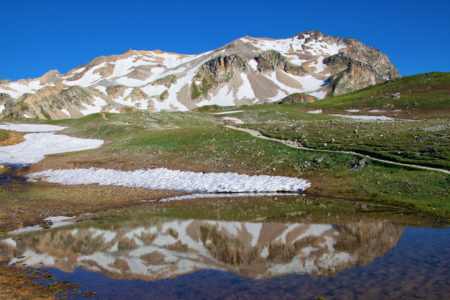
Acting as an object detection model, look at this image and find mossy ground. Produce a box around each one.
[243,119,449,169]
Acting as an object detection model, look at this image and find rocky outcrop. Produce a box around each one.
[324,40,400,96]
[191,55,248,100]
[278,93,318,104]
[198,54,247,77]
[256,50,307,76]
[326,58,379,96]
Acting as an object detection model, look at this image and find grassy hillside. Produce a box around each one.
[312,72,450,111]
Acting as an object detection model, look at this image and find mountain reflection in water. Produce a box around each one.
[1,219,404,280]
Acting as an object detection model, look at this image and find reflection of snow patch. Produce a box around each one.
[157,192,295,202]
[1,238,17,247]
[261,246,269,258]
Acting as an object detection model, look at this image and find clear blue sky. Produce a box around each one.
[2,0,449,80]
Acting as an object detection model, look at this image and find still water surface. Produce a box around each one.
[1,216,448,299]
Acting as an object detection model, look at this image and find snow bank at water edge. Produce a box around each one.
[221,117,244,124]
[307,109,322,114]
[330,114,394,120]
[0,133,103,165]
[213,110,244,115]
[156,192,299,202]
[0,123,66,132]
[27,168,311,193]
[7,216,75,235]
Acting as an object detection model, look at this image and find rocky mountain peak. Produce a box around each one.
[0,31,401,119]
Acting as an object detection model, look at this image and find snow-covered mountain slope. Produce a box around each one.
[0,31,400,119]
[1,219,404,280]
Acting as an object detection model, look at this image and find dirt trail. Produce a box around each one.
[225,125,450,175]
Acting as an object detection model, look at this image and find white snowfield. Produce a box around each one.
[27,168,311,193]
[0,123,103,165]
[0,123,66,132]
[0,133,104,165]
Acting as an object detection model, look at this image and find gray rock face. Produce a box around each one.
[324,39,400,96]
[198,54,248,77]
[256,50,307,76]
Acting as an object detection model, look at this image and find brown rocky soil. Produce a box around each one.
[0,130,25,146]
[0,263,83,299]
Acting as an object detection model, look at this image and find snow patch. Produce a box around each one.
[0,123,66,132]
[307,109,322,114]
[330,114,394,120]
[248,59,258,72]
[237,74,255,99]
[0,132,103,165]
[27,168,311,193]
[309,91,327,99]
[213,110,244,115]
[61,109,70,117]
[80,96,107,116]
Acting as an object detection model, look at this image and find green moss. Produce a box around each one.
[244,119,450,170]
[0,129,9,142]
[191,83,201,99]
